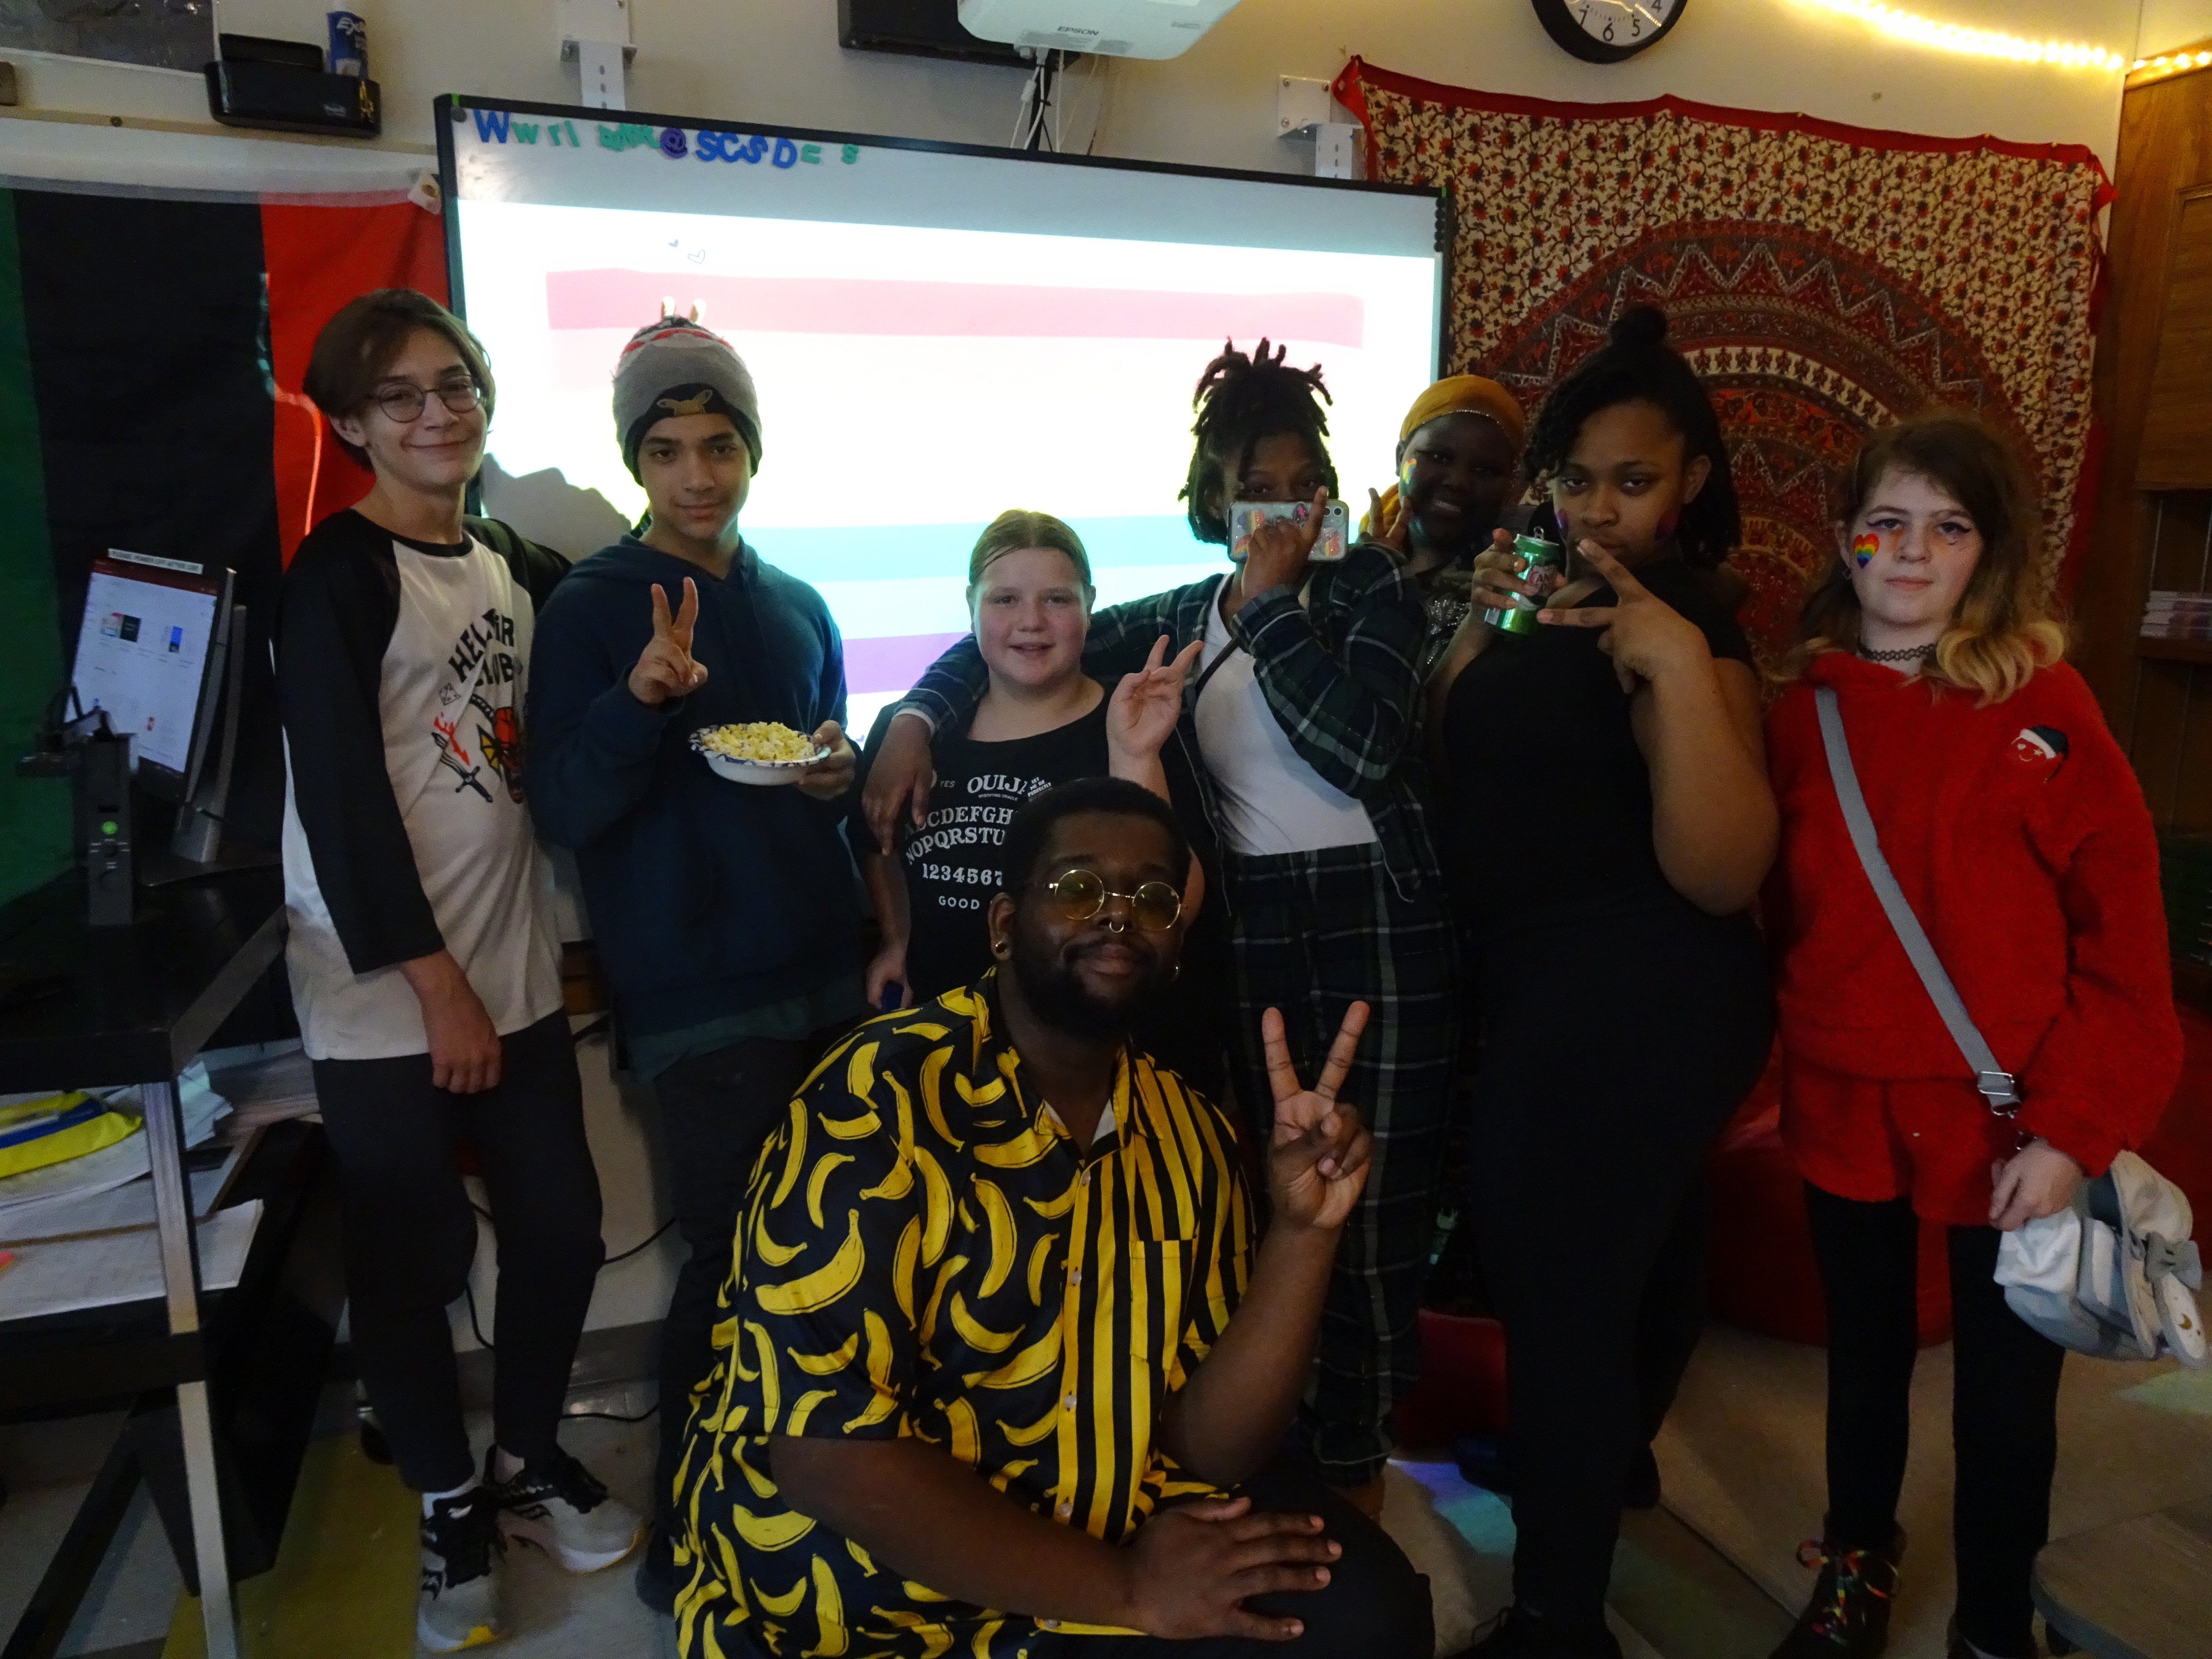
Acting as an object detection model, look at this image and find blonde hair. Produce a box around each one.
[966,510,1094,596]
[1785,408,2065,705]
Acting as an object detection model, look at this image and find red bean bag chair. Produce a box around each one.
[1395,1308,1510,1449]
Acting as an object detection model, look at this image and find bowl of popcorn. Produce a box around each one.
[690,722,827,785]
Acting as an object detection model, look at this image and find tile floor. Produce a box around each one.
[5,1323,2209,1658]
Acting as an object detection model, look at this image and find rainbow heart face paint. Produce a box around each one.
[1851,533,1880,569]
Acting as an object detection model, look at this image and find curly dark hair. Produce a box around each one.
[1179,339,1337,546]
[1522,304,1740,569]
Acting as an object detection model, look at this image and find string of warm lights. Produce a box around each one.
[2130,47,2212,86]
[1791,0,2124,70]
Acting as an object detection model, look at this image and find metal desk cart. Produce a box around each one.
[0,867,287,1659]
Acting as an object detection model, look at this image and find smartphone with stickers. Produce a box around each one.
[1228,498,1350,564]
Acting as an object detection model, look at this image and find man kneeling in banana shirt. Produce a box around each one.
[670,775,1433,1659]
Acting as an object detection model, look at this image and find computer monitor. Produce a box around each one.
[69,551,233,803]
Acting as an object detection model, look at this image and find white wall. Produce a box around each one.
[1,0,2142,174]
[2138,0,2212,55]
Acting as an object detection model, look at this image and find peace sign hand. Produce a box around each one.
[1107,633,1202,764]
[629,578,708,707]
[1538,540,1709,694]
[1262,1002,1373,1233]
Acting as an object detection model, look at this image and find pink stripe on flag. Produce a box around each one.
[547,270,1366,347]
[845,632,969,694]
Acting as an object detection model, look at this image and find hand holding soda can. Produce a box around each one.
[1477,532,1565,635]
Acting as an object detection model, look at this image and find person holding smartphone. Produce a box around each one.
[860,341,1455,1517]
[855,509,1195,1011]
[525,313,862,1610]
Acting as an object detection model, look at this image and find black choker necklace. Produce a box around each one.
[1859,642,1936,664]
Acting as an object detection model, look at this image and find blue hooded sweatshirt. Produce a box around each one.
[527,535,860,1042]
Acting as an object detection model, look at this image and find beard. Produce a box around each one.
[1008,922,1172,1040]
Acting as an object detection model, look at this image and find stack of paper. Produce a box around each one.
[2141,591,2212,640]
[0,1062,230,1220]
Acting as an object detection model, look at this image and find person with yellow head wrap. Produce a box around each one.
[1362,375,1526,674]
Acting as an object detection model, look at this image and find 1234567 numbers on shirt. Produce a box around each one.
[915,860,999,909]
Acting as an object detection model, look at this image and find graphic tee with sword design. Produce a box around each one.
[277,509,564,1061]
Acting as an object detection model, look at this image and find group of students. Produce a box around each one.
[274,285,2180,1659]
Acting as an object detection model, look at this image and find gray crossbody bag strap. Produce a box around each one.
[1814,685,2024,1115]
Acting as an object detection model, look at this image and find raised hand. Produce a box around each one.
[1228,486,1328,614]
[1364,487,1410,556]
[798,718,857,801]
[1538,539,1710,693]
[1119,1497,1338,1641]
[1108,634,1203,764]
[1262,1002,1373,1233]
[628,578,708,707]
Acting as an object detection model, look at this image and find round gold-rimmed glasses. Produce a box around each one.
[1040,867,1182,933]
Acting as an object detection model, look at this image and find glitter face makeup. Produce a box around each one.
[1851,533,1880,568]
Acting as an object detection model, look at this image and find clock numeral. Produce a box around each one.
[1602,18,1615,39]
[1631,15,1641,33]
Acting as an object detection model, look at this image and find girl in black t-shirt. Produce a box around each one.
[1428,306,1778,1659]
[855,511,1194,1006]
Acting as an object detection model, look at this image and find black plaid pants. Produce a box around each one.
[1222,843,1459,1486]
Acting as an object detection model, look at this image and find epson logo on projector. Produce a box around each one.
[959,0,1244,61]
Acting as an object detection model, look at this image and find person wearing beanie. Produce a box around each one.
[1361,374,1526,675]
[525,314,863,1612]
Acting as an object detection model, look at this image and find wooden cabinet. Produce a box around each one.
[2140,186,2212,489]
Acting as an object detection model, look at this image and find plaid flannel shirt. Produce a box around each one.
[896,542,1441,900]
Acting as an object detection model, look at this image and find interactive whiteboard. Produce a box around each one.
[441,98,1446,734]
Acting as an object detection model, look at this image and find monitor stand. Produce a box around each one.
[139,601,278,889]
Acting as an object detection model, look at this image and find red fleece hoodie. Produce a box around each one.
[1765,652,2179,1193]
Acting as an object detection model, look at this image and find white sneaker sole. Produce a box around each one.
[498,1511,644,1574]
[416,1608,501,1651]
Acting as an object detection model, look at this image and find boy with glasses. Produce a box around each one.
[526,314,862,1609]
[281,287,642,1652]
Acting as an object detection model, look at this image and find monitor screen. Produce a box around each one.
[70,555,225,794]
[444,100,1446,735]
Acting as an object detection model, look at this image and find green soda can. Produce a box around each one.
[1484,532,1565,635]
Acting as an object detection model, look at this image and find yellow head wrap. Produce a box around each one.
[1364,375,1528,537]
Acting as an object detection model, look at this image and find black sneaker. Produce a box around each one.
[482,1448,644,1573]
[418,1486,503,1652]
[1771,1522,1904,1658]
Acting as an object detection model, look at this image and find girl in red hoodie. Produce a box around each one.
[1763,410,2180,1659]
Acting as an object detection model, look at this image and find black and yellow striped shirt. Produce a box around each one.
[674,976,1252,1659]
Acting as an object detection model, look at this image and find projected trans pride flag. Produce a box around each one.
[457,199,1438,731]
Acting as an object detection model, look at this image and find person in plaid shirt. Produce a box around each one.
[862,341,1454,1516]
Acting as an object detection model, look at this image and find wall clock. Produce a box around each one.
[1531,0,1688,63]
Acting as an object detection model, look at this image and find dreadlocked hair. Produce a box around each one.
[1523,305,1741,570]
[1180,338,1337,546]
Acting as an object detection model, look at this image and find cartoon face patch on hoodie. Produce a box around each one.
[2013,724,2068,777]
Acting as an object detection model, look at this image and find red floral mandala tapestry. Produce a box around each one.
[1332,59,2112,661]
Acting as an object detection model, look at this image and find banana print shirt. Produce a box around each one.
[674,975,1252,1659]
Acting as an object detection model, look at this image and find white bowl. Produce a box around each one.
[697,746,828,786]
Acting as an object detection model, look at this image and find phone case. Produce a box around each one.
[1228,499,1351,563]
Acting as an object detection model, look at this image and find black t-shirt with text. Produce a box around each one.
[857,696,1110,1000]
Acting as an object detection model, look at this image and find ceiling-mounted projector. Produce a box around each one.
[956,0,1244,60]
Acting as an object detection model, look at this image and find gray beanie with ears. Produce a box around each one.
[612,315,762,478]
